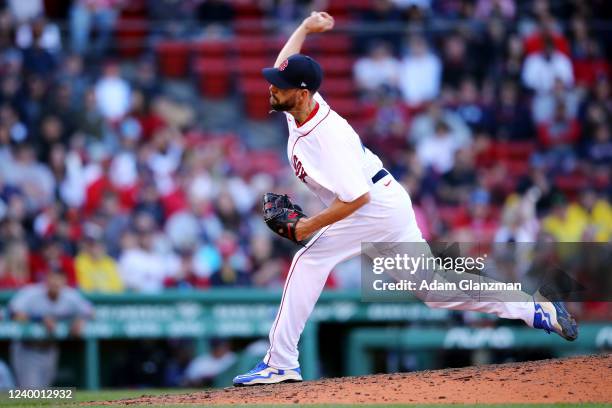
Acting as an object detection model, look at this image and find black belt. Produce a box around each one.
[371,169,389,184]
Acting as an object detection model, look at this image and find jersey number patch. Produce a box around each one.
[292,155,308,183]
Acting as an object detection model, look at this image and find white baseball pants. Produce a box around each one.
[264,177,535,369]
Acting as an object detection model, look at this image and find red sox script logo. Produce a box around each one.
[292,155,308,183]
[279,59,289,71]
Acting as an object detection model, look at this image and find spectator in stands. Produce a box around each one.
[541,193,587,242]
[437,148,477,205]
[493,80,534,140]
[532,77,579,124]
[494,191,539,243]
[537,101,580,170]
[584,123,612,167]
[521,37,574,94]
[75,224,123,293]
[70,0,123,56]
[2,144,55,212]
[15,15,61,54]
[416,120,464,174]
[118,222,179,292]
[409,100,471,146]
[0,240,29,289]
[440,32,476,89]
[94,61,131,122]
[196,0,235,37]
[357,0,403,53]
[353,42,400,98]
[453,77,495,133]
[8,270,93,388]
[474,0,515,21]
[399,34,441,107]
[29,236,76,286]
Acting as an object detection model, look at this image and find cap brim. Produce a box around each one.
[262,67,295,89]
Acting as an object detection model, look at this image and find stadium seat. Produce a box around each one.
[316,56,355,78]
[115,18,148,58]
[241,79,272,120]
[234,57,269,78]
[193,39,232,59]
[235,36,271,57]
[194,57,232,98]
[155,40,190,78]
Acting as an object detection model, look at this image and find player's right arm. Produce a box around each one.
[273,11,335,67]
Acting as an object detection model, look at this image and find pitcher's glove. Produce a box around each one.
[262,193,308,245]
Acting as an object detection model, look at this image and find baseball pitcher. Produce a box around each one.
[233,11,578,386]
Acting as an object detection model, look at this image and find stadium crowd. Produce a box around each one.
[0,0,610,294]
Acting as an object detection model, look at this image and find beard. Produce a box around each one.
[270,94,296,112]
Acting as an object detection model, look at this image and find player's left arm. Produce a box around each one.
[295,193,370,241]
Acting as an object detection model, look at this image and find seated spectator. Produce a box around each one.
[354,42,400,97]
[494,192,539,243]
[437,148,477,205]
[574,189,612,242]
[75,224,123,293]
[440,32,476,89]
[409,101,472,146]
[521,37,574,94]
[94,61,131,122]
[9,270,93,388]
[541,194,588,242]
[15,15,61,53]
[532,77,579,124]
[474,0,515,21]
[118,226,179,293]
[453,77,495,133]
[209,232,250,287]
[357,0,403,53]
[70,0,122,56]
[29,236,76,286]
[537,101,580,149]
[416,120,463,174]
[399,35,441,107]
[0,240,29,289]
[583,123,612,167]
[493,80,535,140]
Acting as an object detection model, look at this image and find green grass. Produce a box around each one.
[0,390,610,408]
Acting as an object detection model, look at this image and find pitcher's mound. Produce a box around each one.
[99,353,612,405]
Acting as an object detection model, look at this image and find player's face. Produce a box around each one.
[269,85,299,112]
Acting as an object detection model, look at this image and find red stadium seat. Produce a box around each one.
[241,79,272,120]
[193,39,231,58]
[326,97,365,120]
[234,57,269,78]
[155,41,190,78]
[317,56,355,78]
[234,36,271,57]
[115,18,148,58]
[318,34,352,56]
[194,58,232,98]
[322,78,357,98]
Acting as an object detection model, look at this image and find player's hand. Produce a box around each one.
[294,218,312,242]
[301,11,334,34]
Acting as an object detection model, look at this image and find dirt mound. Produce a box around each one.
[97,353,612,405]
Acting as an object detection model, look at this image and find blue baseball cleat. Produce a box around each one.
[533,290,578,341]
[233,361,303,386]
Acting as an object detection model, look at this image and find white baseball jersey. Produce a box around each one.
[284,93,383,207]
[264,91,536,370]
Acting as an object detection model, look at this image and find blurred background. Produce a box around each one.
[0,0,610,391]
